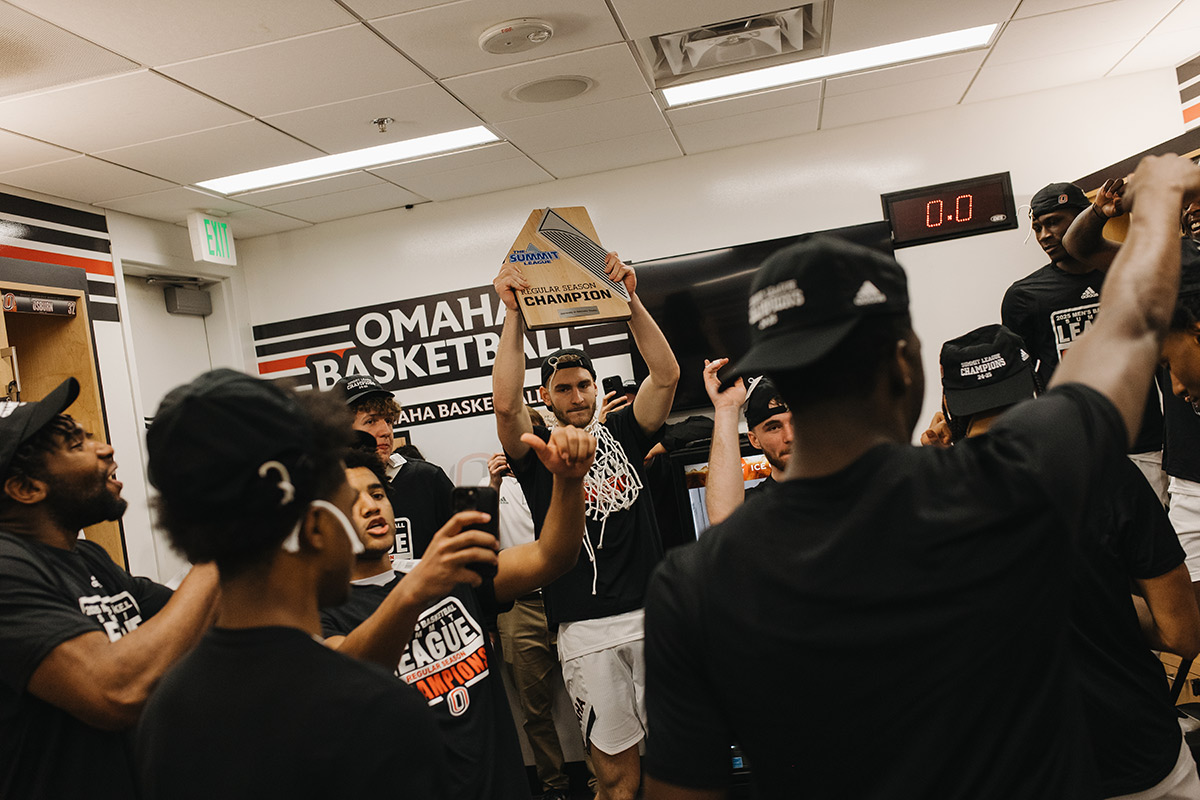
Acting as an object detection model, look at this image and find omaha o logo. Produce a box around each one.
[2,293,13,312]
[447,686,470,717]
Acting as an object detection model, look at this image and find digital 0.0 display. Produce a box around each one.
[882,172,1018,248]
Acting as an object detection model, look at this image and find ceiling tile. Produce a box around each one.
[264,83,484,153]
[821,70,975,129]
[342,0,458,19]
[826,0,1014,55]
[673,100,819,154]
[965,40,1135,103]
[159,26,427,117]
[6,0,356,65]
[0,131,77,173]
[444,44,650,123]
[264,182,427,223]
[233,172,386,207]
[0,70,247,153]
[824,51,985,96]
[497,94,667,154]
[373,0,621,79]
[665,81,820,126]
[531,130,682,178]
[0,3,138,100]
[988,0,1176,65]
[367,142,526,182]
[608,0,787,39]
[1108,0,1200,76]
[96,121,325,185]
[0,156,174,204]
[96,186,256,223]
[1014,0,1117,19]
[392,154,553,200]
[222,208,313,238]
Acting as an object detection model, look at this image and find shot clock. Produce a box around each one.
[881,172,1018,248]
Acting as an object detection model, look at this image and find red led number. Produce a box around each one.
[926,199,943,228]
[925,194,974,228]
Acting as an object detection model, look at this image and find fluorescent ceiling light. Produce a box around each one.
[662,23,998,107]
[195,126,501,195]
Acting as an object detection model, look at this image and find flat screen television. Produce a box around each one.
[629,221,893,412]
[657,438,776,545]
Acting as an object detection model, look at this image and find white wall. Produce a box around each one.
[239,67,1186,473]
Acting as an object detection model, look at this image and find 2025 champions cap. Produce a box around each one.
[333,375,393,405]
[0,378,80,476]
[940,324,1037,418]
[725,237,909,382]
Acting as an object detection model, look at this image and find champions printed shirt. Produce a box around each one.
[0,532,172,800]
[1002,263,1162,453]
[321,572,528,800]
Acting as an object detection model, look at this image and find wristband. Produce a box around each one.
[1091,204,1109,222]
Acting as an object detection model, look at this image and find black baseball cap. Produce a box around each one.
[744,376,789,430]
[541,348,596,386]
[725,237,909,382]
[148,369,317,521]
[1030,182,1089,218]
[940,324,1037,418]
[0,378,80,477]
[333,375,392,405]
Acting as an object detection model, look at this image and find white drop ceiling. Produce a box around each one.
[0,0,1197,238]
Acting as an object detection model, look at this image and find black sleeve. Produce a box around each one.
[427,463,455,530]
[1000,284,1032,342]
[643,550,732,789]
[1111,457,1185,579]
[982,383,1128,533]
[130,576,173,619]
[0,549,101,692]
[608,406,657,462]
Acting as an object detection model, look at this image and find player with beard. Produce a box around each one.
[643,153,1200,800]
[701,360,793,525]
[321,427,594,800]
[492,252,680,800]
[0,378,218,800]
[1003,181,1166,498]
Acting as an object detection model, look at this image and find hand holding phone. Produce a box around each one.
[451,486,499,578]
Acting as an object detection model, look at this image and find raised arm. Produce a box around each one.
[326,511,499,666]
[1050,156,1200,444]
[1062,177,1125,270]
[27,562,219,731]
[493,427,595,604]
[607,253,680,436]
[702,359,747,525]
[493,263,535,461]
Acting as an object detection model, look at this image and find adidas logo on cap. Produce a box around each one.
[853,281,887,307]
[1081,287,1099,300]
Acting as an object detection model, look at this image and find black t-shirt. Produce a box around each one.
[136,625,446,800]
[1002,263,1162,453]
[645,384,1123,800]
[320,574,526,800]
[1163,240,1200,482]
[389,458,454,561]
[742,475,778,502]
[0,533,172,800]
[1073,453,1186,795]
[511,407,664,627]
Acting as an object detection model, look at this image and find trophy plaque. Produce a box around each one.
[504,207,632,330]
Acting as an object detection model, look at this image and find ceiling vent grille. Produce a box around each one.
[642,4,825,88]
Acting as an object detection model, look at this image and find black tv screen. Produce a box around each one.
[630,221,894,412]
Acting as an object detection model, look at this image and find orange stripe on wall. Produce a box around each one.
[1185,102,1200,124]
[0,243,114,276]
[258,348,351,374]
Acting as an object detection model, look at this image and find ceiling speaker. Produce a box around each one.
[479,19,554,55]
[510,76,594,104]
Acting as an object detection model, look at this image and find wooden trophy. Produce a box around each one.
[504,207,632,330]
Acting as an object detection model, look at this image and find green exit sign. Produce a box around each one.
[187,212,238,266]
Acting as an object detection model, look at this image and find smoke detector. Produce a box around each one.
[480,19,554,55]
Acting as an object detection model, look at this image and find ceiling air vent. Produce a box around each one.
[643,4,825,87]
